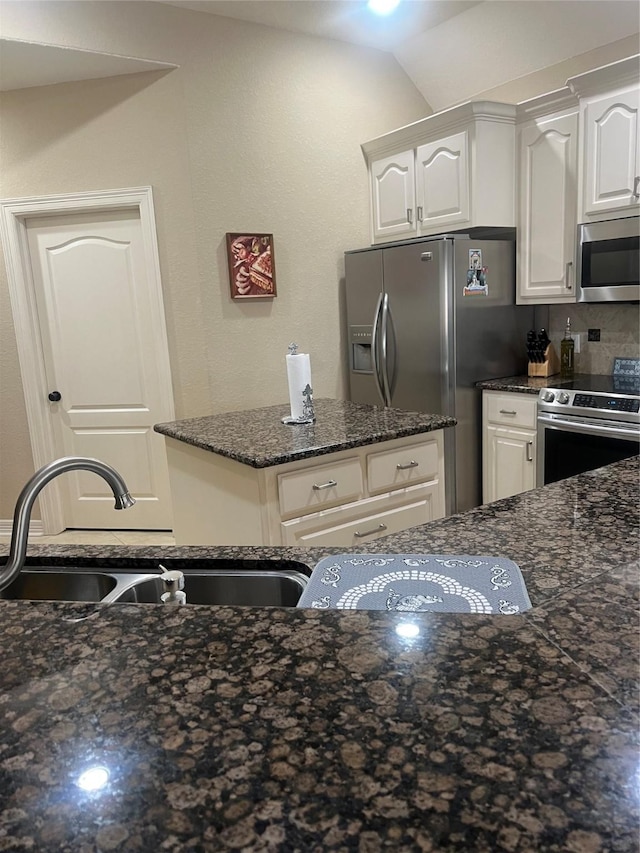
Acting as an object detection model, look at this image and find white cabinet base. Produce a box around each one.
[164,431,446,546]
[482,392,537,504]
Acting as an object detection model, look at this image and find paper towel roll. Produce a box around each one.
[286,350,312,420]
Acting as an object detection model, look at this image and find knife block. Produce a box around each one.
[528,344,560,377]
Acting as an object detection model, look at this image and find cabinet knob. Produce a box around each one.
[48,391,62,402]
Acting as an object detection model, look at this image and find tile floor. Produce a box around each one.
[0,529,176,546]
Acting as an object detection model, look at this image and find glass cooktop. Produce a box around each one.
[548,373,640,396]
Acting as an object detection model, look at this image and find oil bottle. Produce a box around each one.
[560,317,575,379]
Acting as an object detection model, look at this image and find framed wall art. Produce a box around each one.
[226,233,277,299]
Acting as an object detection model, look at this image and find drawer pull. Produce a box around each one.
[312,479,337,491]
[499,409,517,415]
[354,523,387,538]
[396,460,419,470]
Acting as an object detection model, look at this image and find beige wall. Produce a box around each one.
[0,1,430,518]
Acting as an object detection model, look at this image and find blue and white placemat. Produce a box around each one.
[297,554,531,614]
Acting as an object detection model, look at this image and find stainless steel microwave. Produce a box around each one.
[578,216,639,302]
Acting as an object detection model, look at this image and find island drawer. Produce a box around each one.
[277,457,363,517]
[485,392,537,429]
[366,438,439,495]
[280,483,440,547]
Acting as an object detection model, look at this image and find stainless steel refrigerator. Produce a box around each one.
[345,235,534,515]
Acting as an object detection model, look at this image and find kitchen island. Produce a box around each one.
[154,399,456,547]
[0,456,638,851]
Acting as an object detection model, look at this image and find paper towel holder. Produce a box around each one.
[283,342,316,424]
[282,381,315,425]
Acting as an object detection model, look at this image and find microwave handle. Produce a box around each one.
[565,260,573,290]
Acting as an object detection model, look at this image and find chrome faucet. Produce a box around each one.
[0,457,135,593]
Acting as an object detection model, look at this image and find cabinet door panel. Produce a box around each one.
[583,89,639,217]
[371,151,416,241]
[518,112,578,302]
[484,426,536,503]
[416,131,469,230]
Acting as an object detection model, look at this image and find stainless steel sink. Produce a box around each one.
[1,561,309,607]
[107,570,307,607]
[0,571,118,602]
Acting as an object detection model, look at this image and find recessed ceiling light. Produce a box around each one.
[367,0,401,16]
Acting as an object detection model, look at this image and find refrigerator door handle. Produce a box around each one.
[371,292,386,405]
[380,292,392,406]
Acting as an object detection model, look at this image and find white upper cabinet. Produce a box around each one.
[569,56,640,221]
[516,91,579,304]
[515,56,639,304]
[364,101,516,245]
[580,87,639,219]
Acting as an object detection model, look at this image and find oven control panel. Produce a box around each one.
[573,393,640,413]
[538,387,640,424]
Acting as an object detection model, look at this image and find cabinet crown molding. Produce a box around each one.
[567,54,640,98]
[516,87,578,123]
[362,100,517,160]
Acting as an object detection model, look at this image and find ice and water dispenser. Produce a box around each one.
[349,325,373,373]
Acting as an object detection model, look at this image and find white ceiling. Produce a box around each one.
[157,0,481,51]
[1,1,638,106]
[158,0,640,110]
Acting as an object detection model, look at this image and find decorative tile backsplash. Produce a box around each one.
[548,304,640,375]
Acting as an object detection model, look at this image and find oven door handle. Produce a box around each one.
[537,412,640,441]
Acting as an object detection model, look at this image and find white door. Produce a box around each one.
[370,150,416,243]
[517,111,578,303]
[484,426,536,503]
[416,130,469,233]
[582,87,640,219]
[24,208,174,530]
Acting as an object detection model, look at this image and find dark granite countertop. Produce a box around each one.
[1,457,638,851]
[154,398,457,468]
[476,374,561,394]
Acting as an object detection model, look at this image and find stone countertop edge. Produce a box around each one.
[476,374,558,394]
[153,397,457,467]
[0,456,638,851]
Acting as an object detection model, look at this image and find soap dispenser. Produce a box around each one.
[560,317,575,379]
[159,564,186,605]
